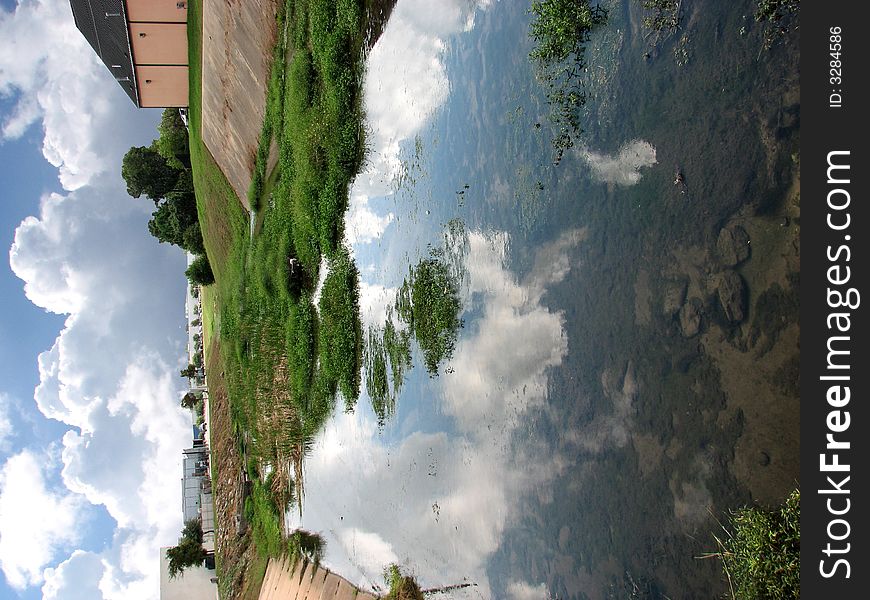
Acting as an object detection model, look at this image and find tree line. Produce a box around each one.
[121,109,214,286]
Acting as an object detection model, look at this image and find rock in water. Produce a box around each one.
[716,224,750,266]
[679,298,702,337]
[717,270,747,323]
[663,280,688,317]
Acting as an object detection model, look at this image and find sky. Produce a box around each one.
[0,1,193,599]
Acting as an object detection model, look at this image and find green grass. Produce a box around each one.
[187,0,369,587]
[706,489,800,599]
[245,478,284,559]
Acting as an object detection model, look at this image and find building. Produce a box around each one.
[69,0,189,107]
[181,445,209,523]
[159,549,215,600]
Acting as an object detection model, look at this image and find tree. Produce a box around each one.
[180,364,197,379]
[181,519,204,544]
[155,108,190,170]
[181,391,200,409]
[166,520,207,579]
[186,255,215,286]
[121,145,183,202]
[147,192,203,253]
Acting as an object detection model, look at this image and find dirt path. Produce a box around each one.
[201,0,279,210]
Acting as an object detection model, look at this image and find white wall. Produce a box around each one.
[159,548,216,600]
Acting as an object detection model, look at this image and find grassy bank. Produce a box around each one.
[187,0,371,593]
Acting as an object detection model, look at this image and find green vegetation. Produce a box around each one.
[186,254,216,286]
[155,108,191,170]
[365,223,465,422]
[639,0,681,32]
[364,313,413,425]
[705,489,800,599]
[185,1,376,590]
[287,528,326,566]
[395,252,462,375]
[528,0,608,163]
[121,110,214,281]
[383,564,424,600]
[318,250,363,407]
[755,0,799,49]
[245,477,284,559]
[166,520,208,579]
[121,144,185,202]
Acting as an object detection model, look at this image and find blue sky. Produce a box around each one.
[0,2,193,598]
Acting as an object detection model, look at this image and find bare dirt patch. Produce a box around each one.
[207,336,260,598]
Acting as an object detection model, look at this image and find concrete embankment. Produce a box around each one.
[259,557,378,600]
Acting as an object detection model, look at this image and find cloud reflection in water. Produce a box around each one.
[295,229,586,597]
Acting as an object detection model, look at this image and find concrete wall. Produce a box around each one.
[130,23,187,65]
[126,0,188,23]
[136,65,189,107]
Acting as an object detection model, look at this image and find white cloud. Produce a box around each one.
[298,228,585,596]
[0,450,83,590]
[338,528,399,577]
[506,580,550,600]
[346,0,491,245]
[358,280,396,329]
[579,139,657,186]
[0,394,14,451]
[346,195,394,246]
[9,185,191,597]
[0,0,154,190]
[41,550,105,600]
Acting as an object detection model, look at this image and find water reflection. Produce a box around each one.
[348,0,491,240]
[294,228,586,596]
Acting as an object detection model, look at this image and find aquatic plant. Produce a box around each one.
[702,489,800,599]
[755,0,799,50]
[383,564,424,600]
[528,0,608,163]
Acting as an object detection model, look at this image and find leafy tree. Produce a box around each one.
[146,192,203,253]
[181,391,200,409]
[166,520,208,579]
[182,221,206,255]
[186,255,215,286]
[155,108,190,170]
[181,519,204,544]
[180,364,197,379]
[121,145,183,202]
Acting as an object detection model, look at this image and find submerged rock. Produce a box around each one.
[679,298,702,338]
[716,224,751,266]
[663,280,688,317]
[717,270,747,323]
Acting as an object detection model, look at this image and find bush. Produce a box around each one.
[711,489,800,599]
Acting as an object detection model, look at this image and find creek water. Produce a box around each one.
[289,1,800,598]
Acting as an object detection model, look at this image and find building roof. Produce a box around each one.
[68,0,139,106]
